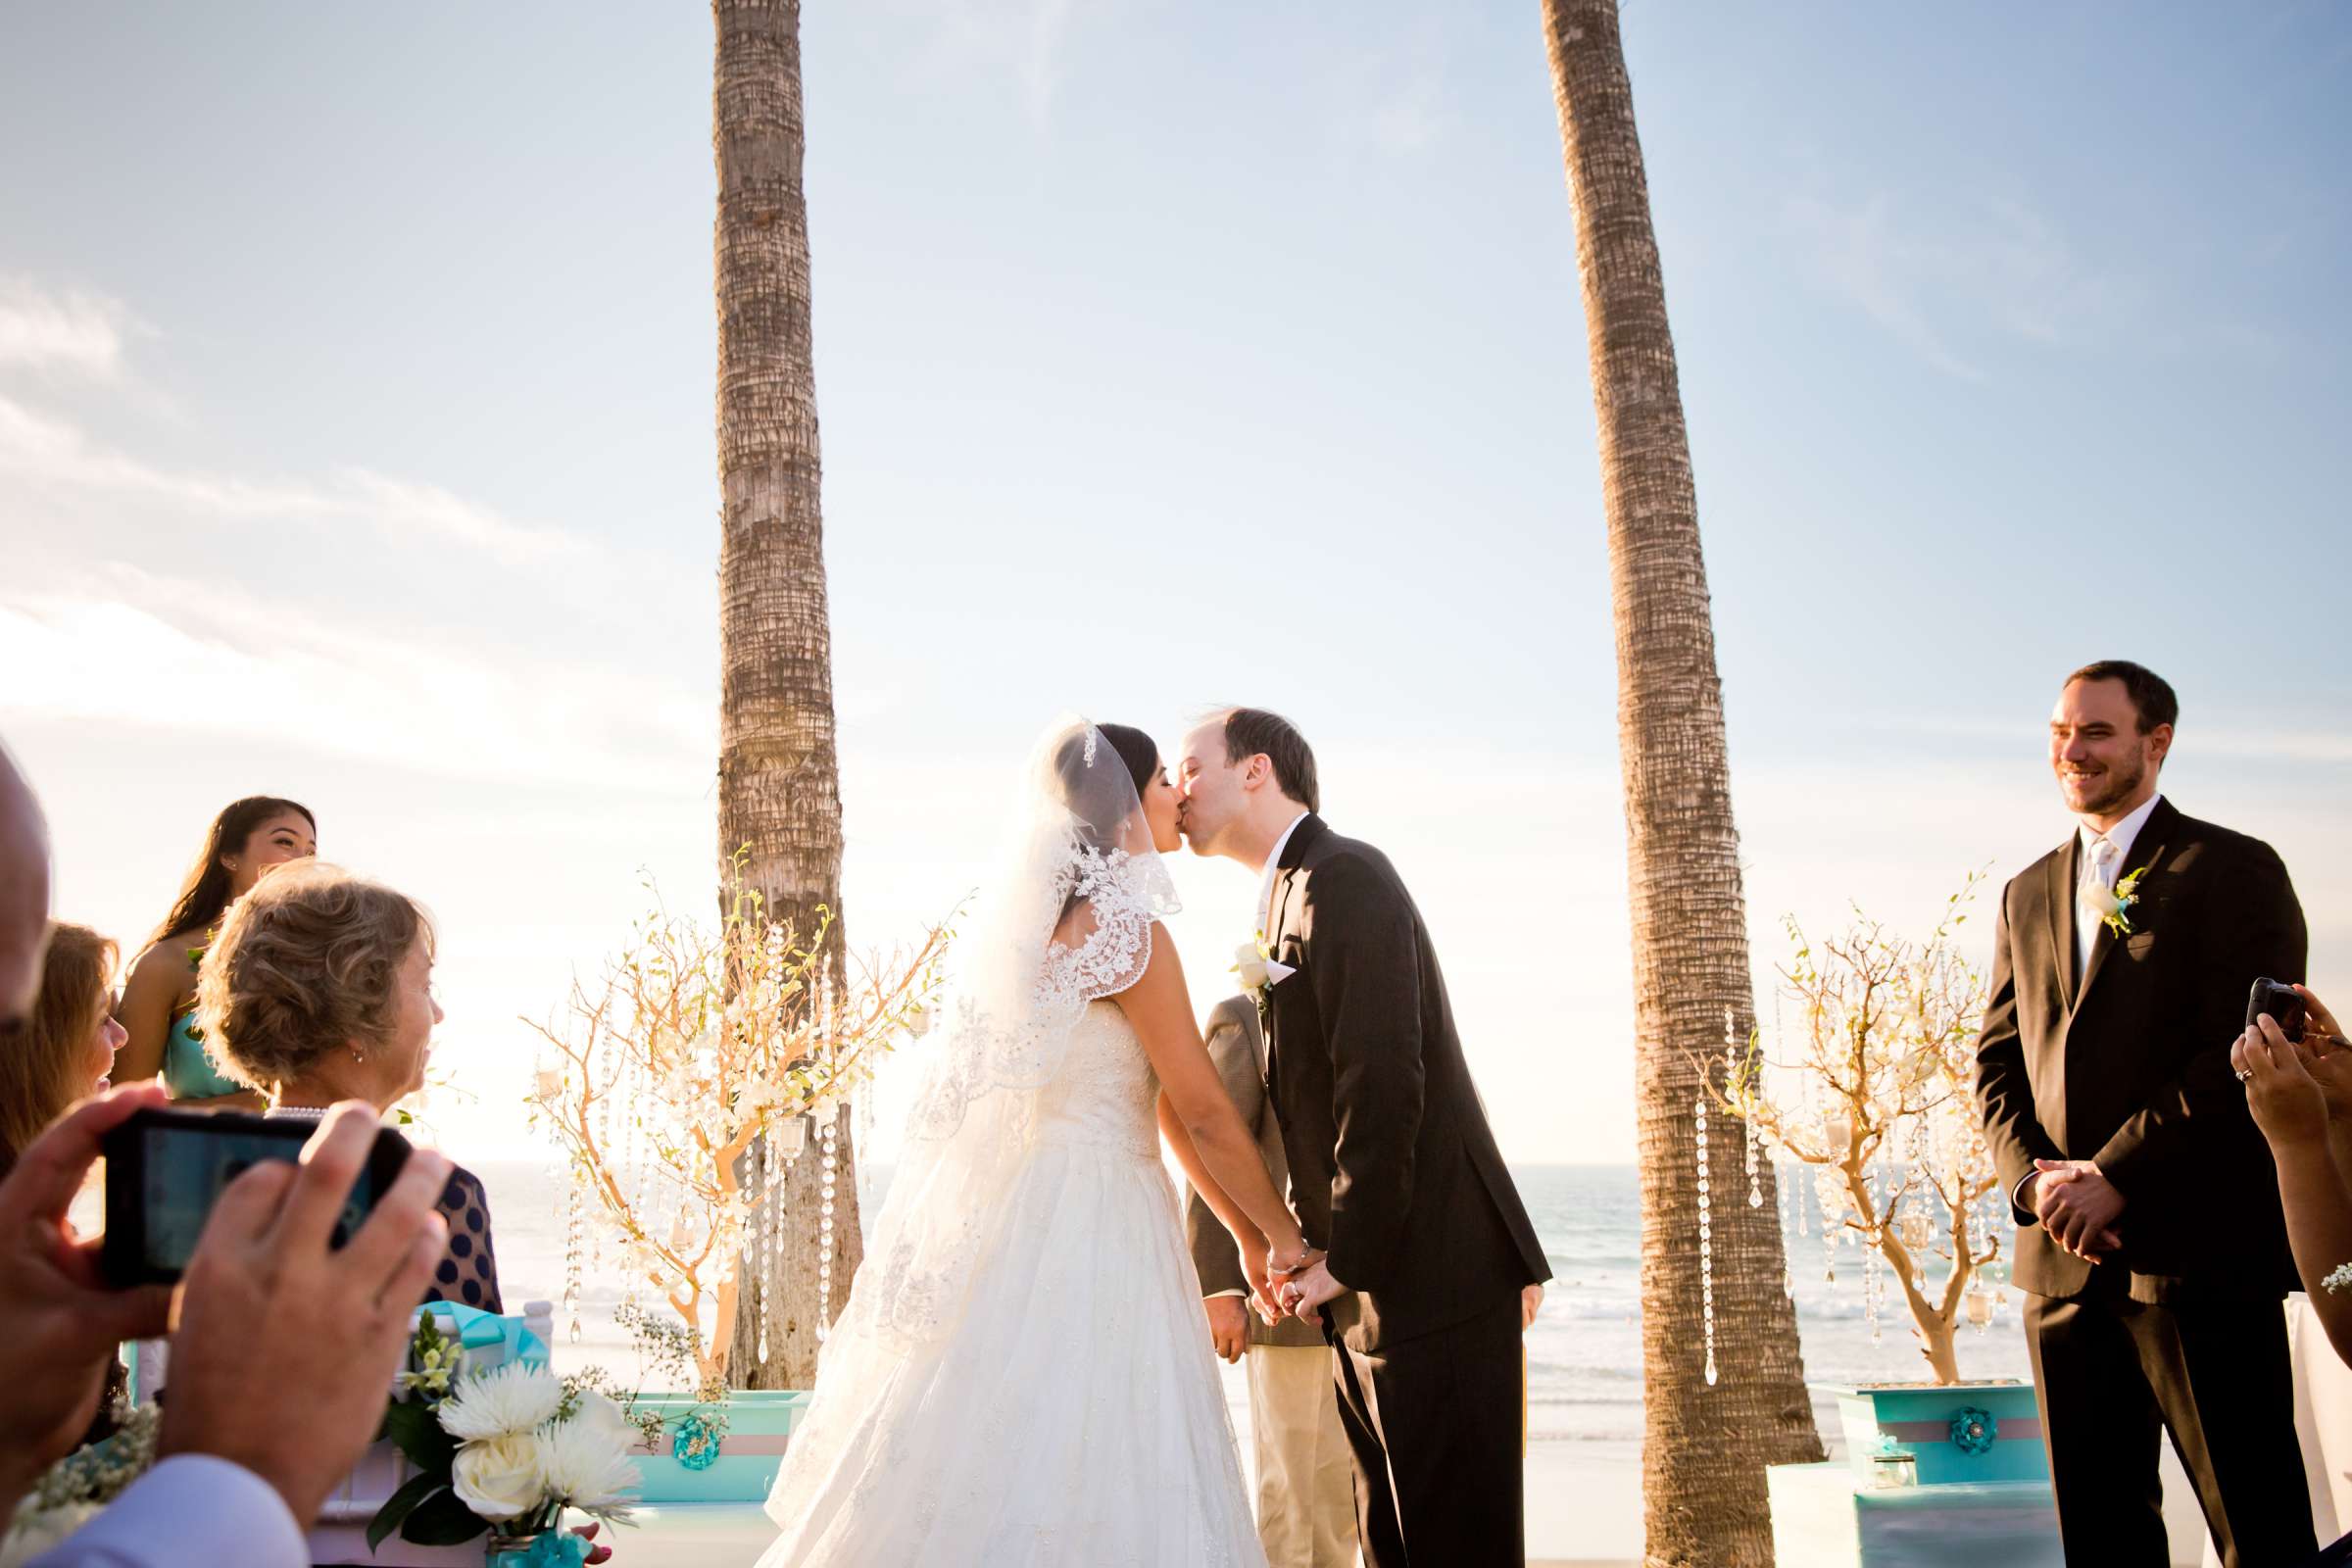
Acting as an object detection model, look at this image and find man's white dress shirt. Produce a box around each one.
[2075,792,2162,977]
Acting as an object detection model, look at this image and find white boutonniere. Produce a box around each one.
[2080,865,2152,938]
[2325,1262,2352,1296]
[1233,933,1296,1018]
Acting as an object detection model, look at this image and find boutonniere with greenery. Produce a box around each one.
[1232,933,1296,1022]
[2079,865,2152,938]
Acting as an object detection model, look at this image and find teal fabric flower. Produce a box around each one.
[1948,1406,1998,1455]
[671,1411,722,1472]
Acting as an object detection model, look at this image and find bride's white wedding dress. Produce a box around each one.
[759,721,1265,1567]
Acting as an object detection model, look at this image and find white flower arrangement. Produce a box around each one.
[370,1320,639,1550]
[2324,1262,2352,1297]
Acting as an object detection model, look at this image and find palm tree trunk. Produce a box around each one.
[1540,3,1824,1561]
[712,0,858,1391]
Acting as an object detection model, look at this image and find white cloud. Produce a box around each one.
[0,583,711,793]
[0,394,573,564]
[0,277,138,376]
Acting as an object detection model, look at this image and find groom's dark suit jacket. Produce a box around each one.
[1972,796,2304,1301]
[1263,814,1549,1352]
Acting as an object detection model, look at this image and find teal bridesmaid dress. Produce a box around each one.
[162,1007,245,1099]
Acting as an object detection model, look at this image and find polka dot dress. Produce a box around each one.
[420,1165,502,1314]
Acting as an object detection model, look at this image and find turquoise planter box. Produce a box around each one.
[1821,1381,2046,1488]
[1769,1461,2062,1568]
[628,1390,812,1504]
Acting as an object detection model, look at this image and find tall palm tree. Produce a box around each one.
[1541,2,1823,1561]
[712,0,858,1391]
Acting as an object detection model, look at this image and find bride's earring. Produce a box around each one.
[351,1046,367,1065]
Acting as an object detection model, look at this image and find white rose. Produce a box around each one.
[1233,943,1270,990]
[450,1434,543,1521]
[2078,880,2123,918]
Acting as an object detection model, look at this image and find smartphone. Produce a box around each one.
[2246,977,2309,1046]
[101,1107,413,1287]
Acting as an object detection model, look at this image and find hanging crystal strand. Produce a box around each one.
[1777,1159,1797,1297]
[751,1131,772,1365]
[1694,1095,1718,1387]
[816,1109,840,1347]
[564,1175,585,1344]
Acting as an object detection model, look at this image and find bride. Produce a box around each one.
[758,717,1312,1566]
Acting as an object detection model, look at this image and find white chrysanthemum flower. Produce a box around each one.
[437,1361,566,1443]
[533,1414,642,1518]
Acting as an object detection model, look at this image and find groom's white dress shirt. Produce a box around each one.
[1257,811,1310,939]
[28,1454,305,1568]
[2075,792,2161,976]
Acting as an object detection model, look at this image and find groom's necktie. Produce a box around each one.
[2076,834,2120,976]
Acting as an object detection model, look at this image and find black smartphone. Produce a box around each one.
[2246,977,2309,1045]
[100,1107,413,1287]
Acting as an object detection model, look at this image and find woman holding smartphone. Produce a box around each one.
[117,798,317,1108]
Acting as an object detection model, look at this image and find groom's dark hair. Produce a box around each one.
[1221,709,1319,814]
[2065,660,2179,734]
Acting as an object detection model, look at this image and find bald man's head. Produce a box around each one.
[0,744,51,1031]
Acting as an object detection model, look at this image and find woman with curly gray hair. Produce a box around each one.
[196,861,501,1313]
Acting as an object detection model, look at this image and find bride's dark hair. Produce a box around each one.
[1052,722,1159,927]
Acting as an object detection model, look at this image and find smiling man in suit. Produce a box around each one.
[1973,661,2313,1566]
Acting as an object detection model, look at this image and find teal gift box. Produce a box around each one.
[628,1390,812,1503]
[1821,1382,2047,1487]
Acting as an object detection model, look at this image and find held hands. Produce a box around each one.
[1276,1254,1348,1326]
[2032,1159,2125,1261]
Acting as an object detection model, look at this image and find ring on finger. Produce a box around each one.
[2236,1068,2255,1082]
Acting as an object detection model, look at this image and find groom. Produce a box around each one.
[1178,708,1549,1567]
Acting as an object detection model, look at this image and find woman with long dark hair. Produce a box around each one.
[115,796,316,1104]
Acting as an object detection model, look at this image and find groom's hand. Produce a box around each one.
[1281,1257,1349,1326]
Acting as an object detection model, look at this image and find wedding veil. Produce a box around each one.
[805,716,1178,1365]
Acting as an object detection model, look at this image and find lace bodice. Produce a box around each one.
[1032,999,1161,1161]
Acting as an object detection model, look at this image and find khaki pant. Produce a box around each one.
[1248,1343,1358,1568]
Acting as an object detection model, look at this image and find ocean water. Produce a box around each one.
[472,1160,2032,1451]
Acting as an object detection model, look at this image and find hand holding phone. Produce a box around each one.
[2247,977,2309,1045]
[100,1106,412,1288]
[0,1084,178,1501]
[158,1102,453,1527]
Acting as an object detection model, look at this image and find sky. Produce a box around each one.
[1,1,2346,1165]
